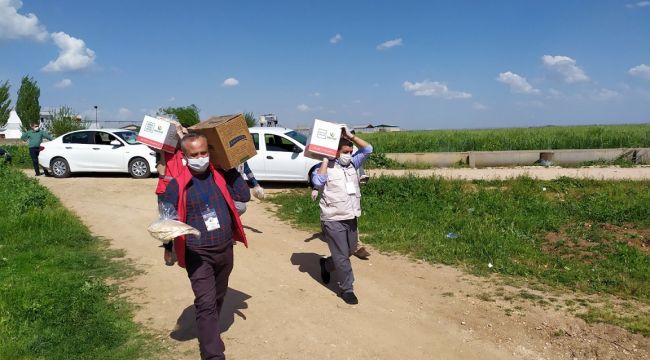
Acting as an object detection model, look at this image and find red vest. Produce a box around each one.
[172,165,248,268]
[155,151,185,195]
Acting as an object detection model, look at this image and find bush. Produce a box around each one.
[46,105,87,137]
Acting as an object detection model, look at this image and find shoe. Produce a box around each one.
[164,248,175,266]
[353,247,370,260]
[34,173,41,177]
[319,257,330,284]
[341,291,359,305]
[359,175,369,185]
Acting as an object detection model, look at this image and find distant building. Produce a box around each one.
[120,124,140,131]
[351,124,401,133]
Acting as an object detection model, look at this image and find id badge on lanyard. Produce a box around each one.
[198,179,220,231]
[201,204,220,231]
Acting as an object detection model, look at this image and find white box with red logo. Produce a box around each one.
[136,115,179,153]
[304,119,342,160]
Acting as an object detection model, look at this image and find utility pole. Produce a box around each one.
[94,105,98,127]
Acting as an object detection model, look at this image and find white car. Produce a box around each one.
[39,129,158,179]
[246,127,320,182]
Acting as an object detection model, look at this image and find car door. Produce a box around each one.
[263,133,304,180]
[90,131,126,171]
[61,131,94,171]
[245,132,266,180]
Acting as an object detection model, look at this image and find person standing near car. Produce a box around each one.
[160,132,249,360]
[21,122,52,176]
[311,126,372,305]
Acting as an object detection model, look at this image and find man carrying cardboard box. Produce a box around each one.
[160,132,249,359]
[311,125,373,305]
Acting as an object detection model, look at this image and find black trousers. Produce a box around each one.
[185,242,234,360]
[29,147,40,175]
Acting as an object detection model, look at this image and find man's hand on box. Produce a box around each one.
[341,124,354,140]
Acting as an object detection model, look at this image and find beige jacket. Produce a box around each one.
[319,162,361,221]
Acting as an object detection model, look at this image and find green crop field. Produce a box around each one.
[362,124,650,153]
[270,176,650,335]
[0,166,161,359]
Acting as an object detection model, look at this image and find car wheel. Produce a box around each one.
[50,157,71,178]
[129,157,151,179]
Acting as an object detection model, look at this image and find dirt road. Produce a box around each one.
[34,172,648,359]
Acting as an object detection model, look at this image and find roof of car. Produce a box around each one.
[248,126,295,134]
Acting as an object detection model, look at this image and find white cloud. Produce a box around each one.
[376,38,403,50]
[542,55,589,83]
[497,71,540,94]
[308,92,320,97]
[54,78,72,88]
[42,32,96,72]
[222,77,239,87]
[168,96,176,102]
[117,107,133,120]
[402,80,472,99]
[0,0,48,41]
[591,88,620,101]
[352,99,361,104]
[472,102,488,110]
[626,1,650,8]
[297,104,311,112]
[547,88,563,98]
[329,33,342,44]
[361,111,372,117]
[629,64,650,80]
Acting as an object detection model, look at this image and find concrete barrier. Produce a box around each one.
[386,148,650,168]
[387,152,468,167]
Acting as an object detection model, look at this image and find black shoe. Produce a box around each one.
[341,291,358,305]
[319,258,330,284]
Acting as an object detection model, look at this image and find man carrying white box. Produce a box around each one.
[310,125,373,305]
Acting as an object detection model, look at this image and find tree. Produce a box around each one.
[244,112,257,127]
[16,75,41,129]
[158,104,200,127]
[0,81,10,128]
[46,105,88,137]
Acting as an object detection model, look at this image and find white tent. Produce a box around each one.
[0,110,23,139]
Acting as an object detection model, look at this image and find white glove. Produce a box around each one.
[253,185,265,200]
[311,189,319,201]
[341,124,354,139]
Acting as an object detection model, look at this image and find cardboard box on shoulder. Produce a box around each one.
[136,115,179,153]
[304,119,343,160]
[189,113,257,169]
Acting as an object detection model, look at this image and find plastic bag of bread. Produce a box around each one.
[147,202,200,243]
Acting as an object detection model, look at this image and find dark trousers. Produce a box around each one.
[322,218,358,293]
[185,242,234,360]
[29,147,40,175]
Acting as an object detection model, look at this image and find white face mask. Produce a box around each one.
[33,126,39,131]
[187,156,210,173]
[338,153,352,166]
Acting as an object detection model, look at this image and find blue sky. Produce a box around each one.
[1,0,649,130]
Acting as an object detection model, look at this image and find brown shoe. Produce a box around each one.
[353,247,370,260]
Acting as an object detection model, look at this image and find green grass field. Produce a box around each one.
[0,166,161,359]
[362,124,650,153]
[270,176,650,335]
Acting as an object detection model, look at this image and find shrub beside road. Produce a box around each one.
[0,166,159,359]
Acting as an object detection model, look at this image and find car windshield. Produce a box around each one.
[114,131,139,145]
[284,130,307,145]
